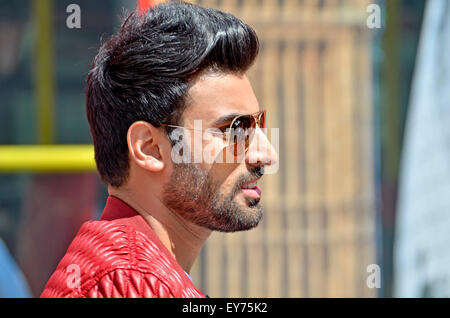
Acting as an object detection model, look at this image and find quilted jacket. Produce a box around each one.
[40,196,205,298]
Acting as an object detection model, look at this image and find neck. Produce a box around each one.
[108,186,211,274]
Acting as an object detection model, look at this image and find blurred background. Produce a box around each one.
[0,0,447,298]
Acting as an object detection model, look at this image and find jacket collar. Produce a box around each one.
[100,195,194,287]
[100,195,140,220]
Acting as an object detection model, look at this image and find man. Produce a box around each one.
[41,1,277,298]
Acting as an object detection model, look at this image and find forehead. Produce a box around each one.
[182,73,260,126]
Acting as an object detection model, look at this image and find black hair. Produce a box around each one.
[86,0,260,187]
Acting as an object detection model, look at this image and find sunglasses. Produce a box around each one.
[162,110,267,156]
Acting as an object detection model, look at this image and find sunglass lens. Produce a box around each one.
[231,116,253,130]
[229,112,265,157]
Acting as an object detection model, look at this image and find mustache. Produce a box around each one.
[234,166,265,191]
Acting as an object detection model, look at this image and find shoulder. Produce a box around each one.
[41,220,201,298]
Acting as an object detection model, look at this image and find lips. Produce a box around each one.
[240,179,262,199]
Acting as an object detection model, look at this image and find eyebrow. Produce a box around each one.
[211,112,243,127]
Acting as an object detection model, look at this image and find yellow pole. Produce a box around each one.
[0,145,96,172]
[33,0,54,144]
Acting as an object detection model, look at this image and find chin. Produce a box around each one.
[209,197,263,233]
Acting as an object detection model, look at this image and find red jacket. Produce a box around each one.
[41,196,205,298]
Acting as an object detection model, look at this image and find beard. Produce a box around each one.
[161,163,263,232]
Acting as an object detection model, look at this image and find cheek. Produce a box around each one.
[200,135,231,164]
[210,166,242,196]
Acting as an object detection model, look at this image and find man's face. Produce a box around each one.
[162,73,277,232]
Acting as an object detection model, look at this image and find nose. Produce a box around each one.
[245,127,279,173]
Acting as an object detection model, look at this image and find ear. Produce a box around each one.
[127,121,165,172]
